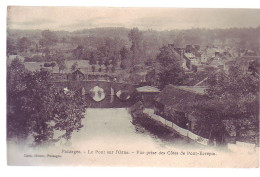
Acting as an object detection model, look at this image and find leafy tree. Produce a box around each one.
[53,50,66,72]
[7,37,17,55]
[128,28,144,64]
[43,47,51,61]
[119,46,131,69]
[120,46,129,61]
[104,59,110,67]
[91,65,95,72]
[156,45,185,88]
[7,62,85,145]
[89,52,96,65]
[39,30,58,48]
[7,59,27,138]
[61,37,67,45]
[111,66,115,73]
[71,62,78,71]
[192,66,259,142]
[73,45,84,59]
[52,89,85,141]
[206,66,259,120]
[17,37,31,52]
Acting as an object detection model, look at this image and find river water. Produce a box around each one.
[7,108,259,167]
[72,108,203,150]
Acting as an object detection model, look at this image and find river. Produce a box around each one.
[7,108,259,167]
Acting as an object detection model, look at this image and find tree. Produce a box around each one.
[128,28,144,64]
[7,37,17,55]
[52,89,85,141]
[120,46,129,61]
[61,37,67,45]
[17,37,31,52]
[73,45,84,59]
[89,52,96,65]
[91,65,95,72]
[43,47,51,61]
[39,30,58,48]
[7,64,85,145]
[206,66,259,120]
[119,46,132,69]
[7,59,27,138]
[156,45,185,88]
[53,50,66,72]
[193,66,259,142]
[71,62,78,71]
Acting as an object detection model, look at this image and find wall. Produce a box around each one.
[143,108,209,146]
[144,108,259,152]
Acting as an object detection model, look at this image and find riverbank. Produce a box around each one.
[129,103,259,154]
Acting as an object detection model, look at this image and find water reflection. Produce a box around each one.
[70,108,204,150]
[84,95,138,108]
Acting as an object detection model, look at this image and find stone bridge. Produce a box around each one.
[52,80,140,108]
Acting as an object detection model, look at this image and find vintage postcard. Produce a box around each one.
[6,6,259,167]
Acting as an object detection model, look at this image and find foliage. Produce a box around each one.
[73,45,84,59]
[7,37,17,55]
[128,28,144,64]
[53,50,67,72]
[71,62,78,71]
[192,66,259,141]
[17,37,31,52]
[7,60,85,145]
[39,30,58,48]
[52,89,85,140]
[206,66,259,119]
[156,45,185,88]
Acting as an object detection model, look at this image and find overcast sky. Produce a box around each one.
[7,7,260,31]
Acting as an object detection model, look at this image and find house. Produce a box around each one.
[154,84,208,129]
[24,61,66,81]
[70,69,85,80]
[7,55,25,66]
[136,86,160,108]
[23,59,118,82]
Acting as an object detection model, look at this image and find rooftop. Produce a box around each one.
[155,84,209,113]
[136,86,160,93]
[176,86,207,95]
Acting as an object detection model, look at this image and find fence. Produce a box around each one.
[227,141,258,153]
[143,108,209,146]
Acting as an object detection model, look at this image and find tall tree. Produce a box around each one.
[156,45,185,88]
[53,50,66,73]
[128,28,144,64]
[73,45,84,59]
[89,51,96,65]
[17,37,31,52]
[39,30,58,48]
[7,63,85,145]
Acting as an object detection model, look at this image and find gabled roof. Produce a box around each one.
[136,86,160,93]
[7,55,25,66]
[24,62,60,73]
[155,84,209,113]
[65,60,90,69]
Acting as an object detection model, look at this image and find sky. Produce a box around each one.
[6,6,260,31]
